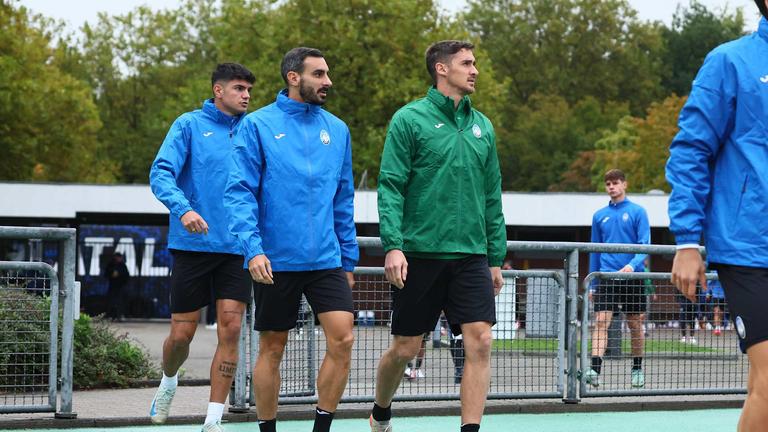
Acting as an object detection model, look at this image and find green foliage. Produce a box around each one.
[661,0,745,97]
[0,289,157,390]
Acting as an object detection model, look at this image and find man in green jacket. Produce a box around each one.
[369,40,506,432]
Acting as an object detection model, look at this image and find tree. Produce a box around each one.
[661,1,745,97]
[0,3,114,182]
[590,95,687,193]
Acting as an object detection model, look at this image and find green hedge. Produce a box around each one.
[0,289,158,390]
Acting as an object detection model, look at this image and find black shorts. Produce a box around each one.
[390,255,496,337]
[711,263,768,353]
[253,267,353,331]
[169,250,252,314]
[593,278,646,314]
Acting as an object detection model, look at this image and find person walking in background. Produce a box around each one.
[667,3,768,429]
[149,63,255,432]
[585,169,651,389]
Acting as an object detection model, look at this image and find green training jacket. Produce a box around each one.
[377,87,507,266]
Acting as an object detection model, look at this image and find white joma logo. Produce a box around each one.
[434,123,445,128]
[203,132,213,137]
[761,75,768,83]
[274,133,286,139]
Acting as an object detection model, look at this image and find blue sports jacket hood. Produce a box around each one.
[666,18,768,267]
[224,90,359,271]
[150,99,244,254]
[589,198,651,276]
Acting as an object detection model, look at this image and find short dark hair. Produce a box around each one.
[210,63,255,87]
[280,47,324,85]
[757,0,768,19]
[425,40,475,85]
[604,169,626,182]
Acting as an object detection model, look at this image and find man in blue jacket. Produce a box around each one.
[224,47,358,432]
[585,169,650,389]
[149,63,255,432]
[667,3,768,429]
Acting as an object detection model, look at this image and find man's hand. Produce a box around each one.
[384,250,408,289]
[346,271,355,289]
[619,264,634,273]
[180,210,209,234]
[490,266,503,296]
[248,254,274,284]
[671,248,706,302]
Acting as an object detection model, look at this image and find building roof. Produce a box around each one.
[0,182,670,227]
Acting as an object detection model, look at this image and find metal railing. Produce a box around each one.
[0,227,77,418]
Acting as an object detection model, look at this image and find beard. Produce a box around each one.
[299,81,328,105]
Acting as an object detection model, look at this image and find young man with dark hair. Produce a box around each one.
[667,3,768,429]
[585,169,650,389]
[370,40,506,432]
[149,63,255,432]
[224,47,358,432]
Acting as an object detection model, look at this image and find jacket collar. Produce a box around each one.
[275,89,322,116]
[608,198,630,208]
[202,99,243,126]
[759,17,768,44]
[426,86,472,119]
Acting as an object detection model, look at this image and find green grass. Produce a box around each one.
[493,338,720,353]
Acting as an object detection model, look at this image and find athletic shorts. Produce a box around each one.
[711,263,768,353]
[390,255,496,337]
[253,267,353,331]
[169,250,252,314]
[593,278,646,314]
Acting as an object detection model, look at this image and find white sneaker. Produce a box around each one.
[202,421,224,432]
[688,337,697,345]
[370,414,393,432]
[680,336,688,343]
[149,385,176,424]
[403,367,412,378]
[205,323,217,330]
[411,369,425,379]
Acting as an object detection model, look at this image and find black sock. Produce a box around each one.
[461,423,480,432]
[591,356,603,375]
[633,357,643,370]
[415,358,423,369]
[371,402,391,422]
[258,418,276,432]
[312,407,334,432]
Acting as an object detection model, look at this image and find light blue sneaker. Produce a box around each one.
[149,385,176,424]
[631,369,645,388]
[202,421,224,432]
[584,368,600,388]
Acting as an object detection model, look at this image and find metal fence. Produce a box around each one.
[580,271,747,397]
[229,238,746,407]
[0,227,77,418]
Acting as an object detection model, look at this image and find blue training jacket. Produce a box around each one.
[589,199,650,276]
[224,90,359,271]
[666,18,768,267]
[150,99,244,254]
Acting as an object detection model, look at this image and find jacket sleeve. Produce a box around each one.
[224,119,265,265]
[589,214,600,288]
[333,128,359,271]
[149,117,194,219]
[484,124,507,267]
[377,113,413,252]
[628,207,650,271]
[666,49,736,245]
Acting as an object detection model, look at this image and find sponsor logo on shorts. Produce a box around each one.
[735,316,746,339]
[320,129,331,145]
[472,124,482,138]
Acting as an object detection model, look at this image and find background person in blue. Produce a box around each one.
[585,169,650,389]
[149,63,255,432]
[667,2,768,429]
[705,272,727,336]
[224,47,358,432]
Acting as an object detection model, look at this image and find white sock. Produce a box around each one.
[204,402,225,425]
[160,372,178,389]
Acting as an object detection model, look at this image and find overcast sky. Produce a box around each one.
[17,0,763,33]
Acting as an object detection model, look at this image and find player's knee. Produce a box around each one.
[471,330,493,358]
[392,342,421,362]
[327,331,354,355]
[168,332,194,349]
